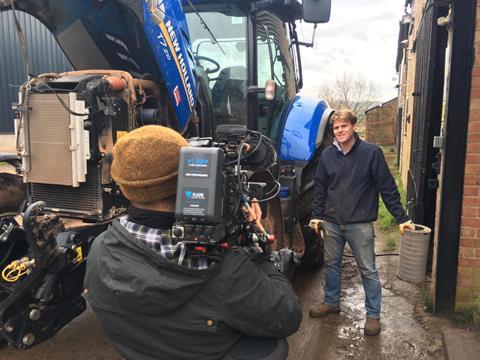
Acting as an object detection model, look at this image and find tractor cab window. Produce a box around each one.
[186,12,248,129]
[256,12,296,136]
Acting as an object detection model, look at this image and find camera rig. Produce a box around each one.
[173,125,280,259]
[0,119,292,349]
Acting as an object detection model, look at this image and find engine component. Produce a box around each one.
[0,202,105,349]
[12,72,168,220]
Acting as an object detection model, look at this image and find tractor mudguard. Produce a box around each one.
[272,95,333,267]
[277,95,333,162]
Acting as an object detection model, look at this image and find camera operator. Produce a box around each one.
[84,125,302,360]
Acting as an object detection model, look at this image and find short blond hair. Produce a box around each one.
[330,109,357,126]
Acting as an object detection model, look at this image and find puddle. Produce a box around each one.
[289,227,447,360]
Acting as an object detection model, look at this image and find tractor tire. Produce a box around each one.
[297,147,326,268]
[300,220,324,268]
[0,335,6,348]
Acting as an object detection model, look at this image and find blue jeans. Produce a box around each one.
[323,221,381,319]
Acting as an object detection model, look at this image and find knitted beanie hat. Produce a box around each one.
[111,125,188,203]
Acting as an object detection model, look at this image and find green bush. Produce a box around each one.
[378,200,397,232]
[420,286,434,313]
[451,310,474,325]
[383,233,397,252]
[378,171,406,232]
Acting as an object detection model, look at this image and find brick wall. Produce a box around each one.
[456,4,480,310]
[365,98,398,145]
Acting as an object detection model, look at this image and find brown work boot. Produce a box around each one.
[364,317,381,336]
[309,303,341,318]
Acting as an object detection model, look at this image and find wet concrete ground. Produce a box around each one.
[289,241,447,360]
[1,228,452,359]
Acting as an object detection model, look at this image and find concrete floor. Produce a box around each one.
[0,228,457,359]
[289,249,446,359]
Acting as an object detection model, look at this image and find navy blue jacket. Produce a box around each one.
[312,136,409,225]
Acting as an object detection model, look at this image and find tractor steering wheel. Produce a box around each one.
[196,55,221,75]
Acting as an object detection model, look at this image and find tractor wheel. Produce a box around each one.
[298,215,324,268]
[296,147,326,268]
[0,334,6,348]
[260,195,285,251]
[249,171,286,251]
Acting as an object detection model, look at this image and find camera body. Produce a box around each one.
[176,147,224,225]
[173,125,278,253]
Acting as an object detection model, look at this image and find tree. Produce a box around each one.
[317,71,378,121]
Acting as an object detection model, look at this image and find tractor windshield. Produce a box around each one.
[186,12,248,128]
[186,9,296,135]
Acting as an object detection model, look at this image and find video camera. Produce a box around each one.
[173,124,280,258]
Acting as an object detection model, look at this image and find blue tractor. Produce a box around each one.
[0,0,333,349]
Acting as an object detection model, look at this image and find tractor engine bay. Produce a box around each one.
[14,71,173,221]
[0,71,174,349]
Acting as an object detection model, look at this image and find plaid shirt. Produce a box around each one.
[119,216,208,269]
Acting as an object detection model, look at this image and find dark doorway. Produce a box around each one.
[434,0,476,313]
[406,3,449,271]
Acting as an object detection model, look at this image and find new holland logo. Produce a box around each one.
[148,0,165,24]
[148,1,195,111]
[164,19,195,108]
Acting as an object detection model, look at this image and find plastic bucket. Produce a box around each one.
[397,224,431,283]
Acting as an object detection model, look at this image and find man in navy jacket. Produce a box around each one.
[308,110,414,336]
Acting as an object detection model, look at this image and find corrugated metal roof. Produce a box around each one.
[0,10,72,133]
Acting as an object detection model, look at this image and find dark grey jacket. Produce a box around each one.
[312,136,409,225]
[84,220,301,360]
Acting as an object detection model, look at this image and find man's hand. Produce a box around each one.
[247,200,262,223]
[308,219,323,234]
[244,199,267,238]
[399,220,415,235]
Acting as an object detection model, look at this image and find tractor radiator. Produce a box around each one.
[22,92,105,219]
[28,164,105,219]
[23,93,89,187]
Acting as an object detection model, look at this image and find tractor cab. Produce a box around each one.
[184,0,330,138]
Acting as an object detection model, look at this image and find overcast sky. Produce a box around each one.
[298,0,405,102]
